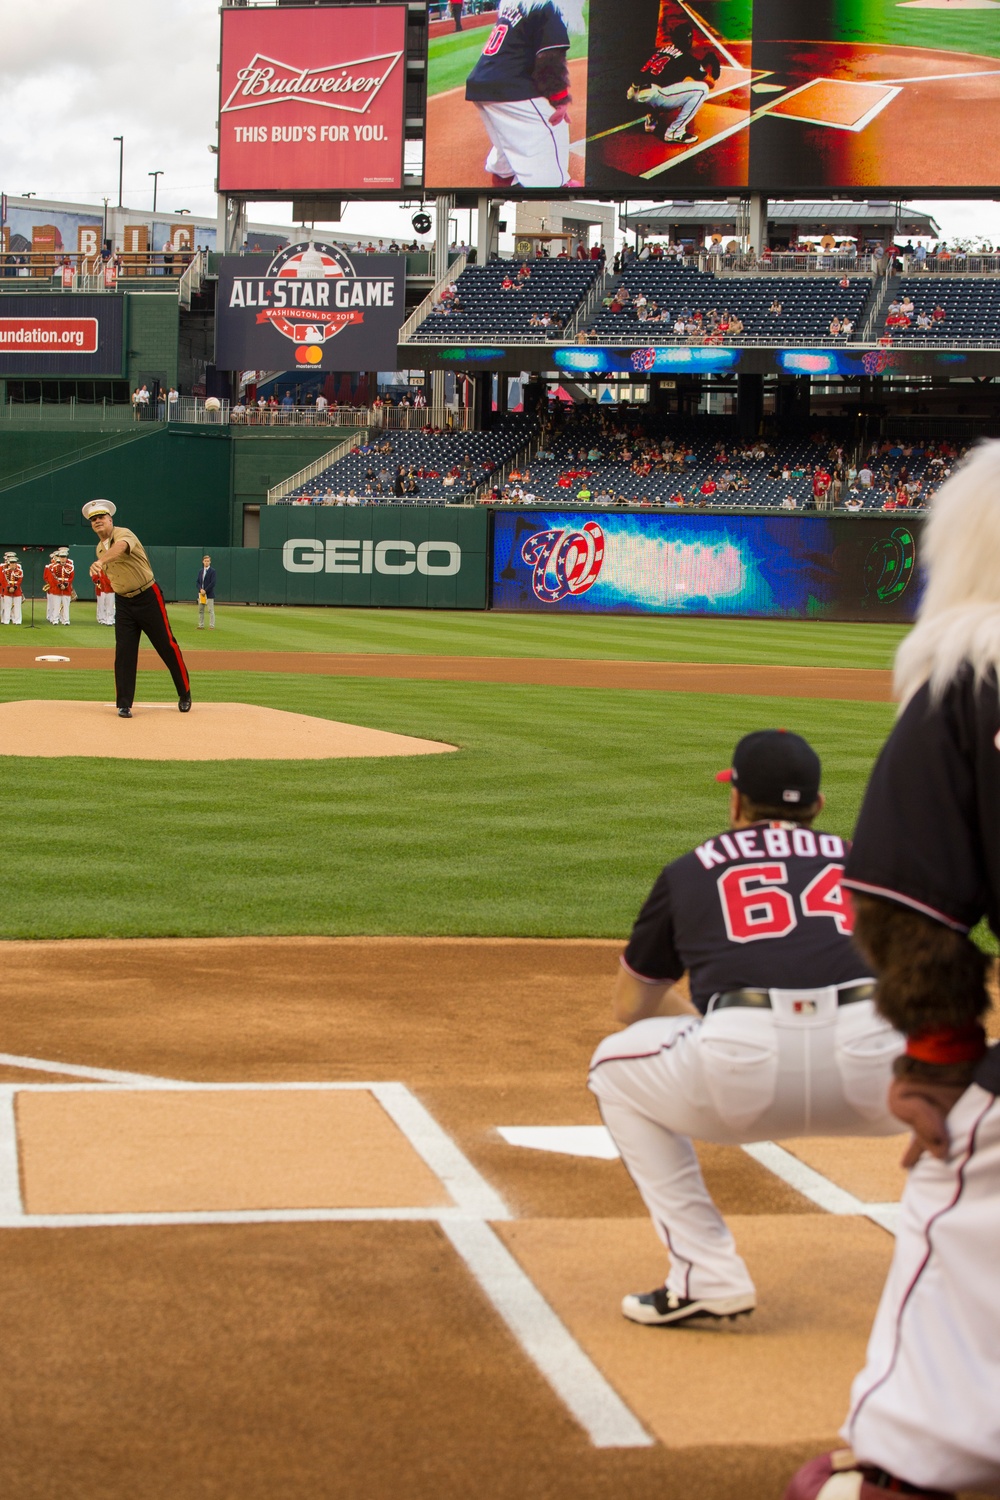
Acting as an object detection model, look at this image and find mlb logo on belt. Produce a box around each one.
[793,999,817,1015]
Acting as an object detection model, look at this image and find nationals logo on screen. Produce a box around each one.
[521,522,605,603]
[215,245,405,372]
[218,6,406,192]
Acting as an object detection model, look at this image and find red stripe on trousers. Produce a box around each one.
[152,582,190,691]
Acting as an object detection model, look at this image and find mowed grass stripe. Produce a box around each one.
[2,607,909,669]
[0,668,895,940]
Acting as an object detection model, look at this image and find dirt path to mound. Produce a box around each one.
[4,648,895,701]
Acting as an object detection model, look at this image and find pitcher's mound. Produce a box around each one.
[0,701,458,761]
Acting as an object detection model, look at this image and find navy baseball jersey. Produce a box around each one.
[624,821,867,1013]
[466,0,570,102]
[639,43,704,88]
[843,667,1000,1095]
[845,668,1000,937]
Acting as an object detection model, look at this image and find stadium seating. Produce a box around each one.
[583,263,874,343]
[279,416,538,503]
[407,259,603,343]
[879,277,1000,340]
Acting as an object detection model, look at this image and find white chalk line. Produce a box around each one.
[0,1058,650,1449]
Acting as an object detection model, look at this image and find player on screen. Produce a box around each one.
[464,0,585,188]
[626,20,721,146]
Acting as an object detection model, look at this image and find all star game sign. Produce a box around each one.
[215,243,405,372]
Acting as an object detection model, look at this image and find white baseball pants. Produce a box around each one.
[56,595,70,625]
[631,79,708,132]
[474,99,571,188]
[589,992,904,1300]
[0,596,21,624]
[844,1082,1000,1494]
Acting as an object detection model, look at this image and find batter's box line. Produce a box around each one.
[0,1068,651,1451]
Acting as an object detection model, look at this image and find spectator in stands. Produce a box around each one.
[932,303,946,322]
[518,262,532,281]
[900,294,915,317]
[841,317,853,337]
[781,493,797,510]
[768,298,782,317]
[844,491,863,512]
[915,311,933,331]
[829,317,841,336]
[501,274,515,291]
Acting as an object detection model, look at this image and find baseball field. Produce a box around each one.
[0,608,992,1500]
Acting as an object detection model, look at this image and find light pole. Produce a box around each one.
[149,171,163,213]
[113,136,124,208]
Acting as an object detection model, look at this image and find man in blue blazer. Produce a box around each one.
[197,555,216,629]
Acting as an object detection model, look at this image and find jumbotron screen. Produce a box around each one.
[425,0,1000,193]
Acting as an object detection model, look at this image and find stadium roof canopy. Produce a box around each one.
[622,202,940,236]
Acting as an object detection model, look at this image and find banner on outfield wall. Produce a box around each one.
[492,510,922,621]
[218,4,406,193]
[0,294,124,376]
[215,246,405,372]
[258,504,489,607]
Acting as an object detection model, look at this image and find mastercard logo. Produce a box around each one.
[295,346,324,364]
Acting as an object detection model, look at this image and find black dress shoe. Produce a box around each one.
[118,707,132,718]
[178,694,192,713]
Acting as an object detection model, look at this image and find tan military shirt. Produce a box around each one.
[95,526,154,596]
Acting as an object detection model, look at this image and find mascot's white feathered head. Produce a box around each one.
[509,0,587,35]
[895,438,1000,707]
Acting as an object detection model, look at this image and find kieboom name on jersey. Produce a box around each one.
[228,279,395,309]
[694,826,846,869]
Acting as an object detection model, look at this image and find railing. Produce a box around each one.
[564,268,610,339]
[398,251,468,342]
[266,431,367,504]
[178,249,206,311]
[480,439,537,504]
[901,254,1000,276]
[0,251,194,285]
[714,252,876,276]
[174,400,474,430]
[859,274,895,343]
[0,401,137,425]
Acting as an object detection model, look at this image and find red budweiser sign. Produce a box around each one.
[218,7,406,194]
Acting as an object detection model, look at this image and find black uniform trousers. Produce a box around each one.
[114,582,190,709]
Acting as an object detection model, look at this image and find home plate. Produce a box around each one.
[0,700,458,761]
[34,656,70,664]
[497,1126,620,1159]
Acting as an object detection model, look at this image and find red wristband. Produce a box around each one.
[906,1024,987,1066]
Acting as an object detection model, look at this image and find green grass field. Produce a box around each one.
[0,605,899,939]
[428,7,589,97]
[3,605,908,668]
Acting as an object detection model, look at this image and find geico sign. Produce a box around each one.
[283,538,461,576]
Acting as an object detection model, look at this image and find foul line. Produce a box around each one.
[0,1057,651,1450]
[741,1141,900,1234]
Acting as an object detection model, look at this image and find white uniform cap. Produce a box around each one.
[56,547,70,557]
[3,553,17,562]
[82,499,117,520]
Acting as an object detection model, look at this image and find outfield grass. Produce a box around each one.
[428,8,588,96]
[0,666,895,941]
[0,606,908,669]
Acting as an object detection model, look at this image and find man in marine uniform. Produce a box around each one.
[82,499,190,719]
[589,730,905,1327]
[0,552,23,625]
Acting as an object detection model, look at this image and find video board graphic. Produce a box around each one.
[215,244,405,373]
[0,295,124,377]
[492,510,921,620]
[426,0,1000,191]
[218,5,407,194]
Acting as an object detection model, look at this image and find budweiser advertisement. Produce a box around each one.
[215,243,405,372]
[218,5,406,194]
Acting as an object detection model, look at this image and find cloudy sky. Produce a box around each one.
[4,0,998,247]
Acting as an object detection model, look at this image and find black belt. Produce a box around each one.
[708,981,876,1013]
[120,582,154,599]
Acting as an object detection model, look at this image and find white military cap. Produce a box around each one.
[56,547,70,557]
[82,499,117,520]
[3,552,17,562]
